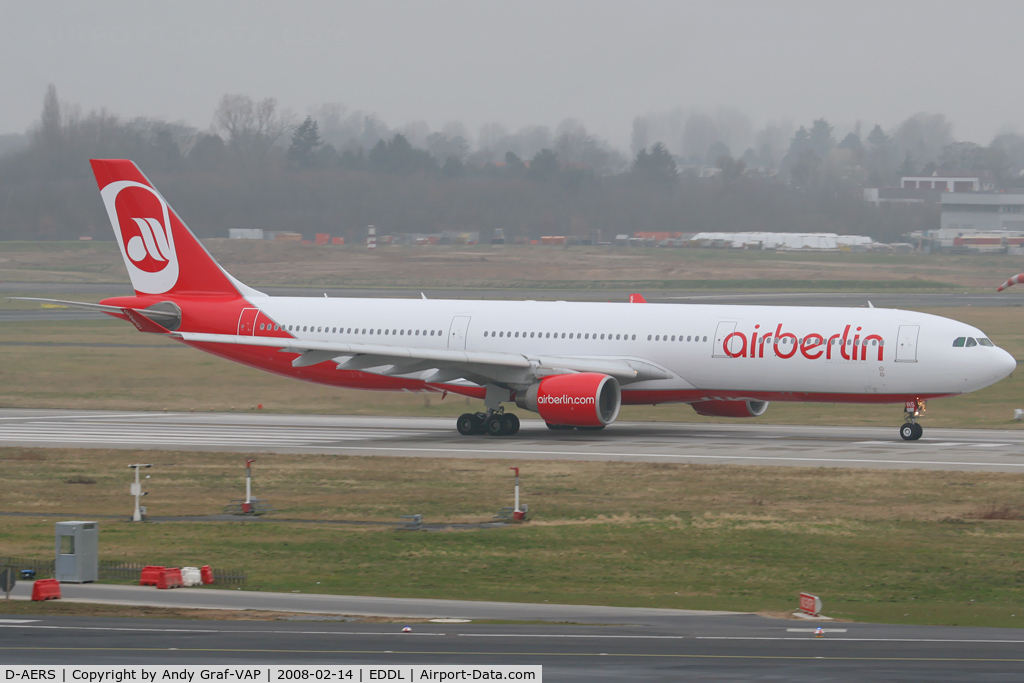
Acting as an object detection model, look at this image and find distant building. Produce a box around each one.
[902,173,987,193]
[941,193,1024,233]
[864,171,989,207]
[228,228,264,240]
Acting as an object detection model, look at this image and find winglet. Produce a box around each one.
[629,293,647,304]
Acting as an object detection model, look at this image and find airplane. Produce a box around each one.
[14,159,1017,441]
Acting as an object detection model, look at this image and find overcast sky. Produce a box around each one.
[2,0,1022,150]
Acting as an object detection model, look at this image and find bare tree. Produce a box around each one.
[214,94,292,164]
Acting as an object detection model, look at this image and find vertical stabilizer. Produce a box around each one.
[90,159,258,297]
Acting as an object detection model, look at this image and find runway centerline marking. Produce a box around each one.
[0,646,1022,662]
[698,636,1024,643]
[0,624,446,636]
[457,633,685,639]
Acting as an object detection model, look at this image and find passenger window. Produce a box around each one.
[966,337,978,347]
[561,333,566,339]
[979,338,994,346]
[703,336,707,342]
[647,335,652,341]
[632,335,636,340]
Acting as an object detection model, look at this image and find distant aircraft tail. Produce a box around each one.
[90,159,259,298]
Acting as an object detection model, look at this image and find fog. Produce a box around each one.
[2,0,1022,151]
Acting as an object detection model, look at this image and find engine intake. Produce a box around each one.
[691,399,769,418]
[517,373,621,427]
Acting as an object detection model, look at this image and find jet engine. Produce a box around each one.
[516,373,621,427]
[691,399,769,418]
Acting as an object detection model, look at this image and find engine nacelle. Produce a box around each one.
[516,373,621,427]
[691,399,769,418]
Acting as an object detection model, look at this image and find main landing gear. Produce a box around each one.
[900,399,925,441]
[457,409,520,437]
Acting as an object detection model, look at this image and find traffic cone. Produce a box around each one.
[814,627,824,638]
[402,626,411,633]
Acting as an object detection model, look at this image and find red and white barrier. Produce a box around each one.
[200,565,214,585]
[157,567,184,589]
[31,579,61,601]
[181,567,202,587]
[139,565,165,586]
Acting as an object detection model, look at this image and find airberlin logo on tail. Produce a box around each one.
[99,180,179,294]
[722,323,885,362]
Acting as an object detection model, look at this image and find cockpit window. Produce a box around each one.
[978,337,995,347]
[966,337,978,347]
[952,337,966,347]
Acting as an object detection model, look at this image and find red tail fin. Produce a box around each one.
[90,159,248,297]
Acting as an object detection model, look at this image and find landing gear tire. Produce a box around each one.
[900,423,923,441]
[506,413,520,435]
[457,413,481,436]
[486,414,511,436]
[546,423,575,430]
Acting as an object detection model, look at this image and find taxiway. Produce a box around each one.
[0,409,1022,472]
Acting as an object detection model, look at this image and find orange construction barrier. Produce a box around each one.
[157,567,184,589]
[140,565,166,586]
[31,579,61,601]
[200,565,214,585]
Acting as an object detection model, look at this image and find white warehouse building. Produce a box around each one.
[690,232,874,250]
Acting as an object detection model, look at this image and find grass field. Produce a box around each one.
[2,447,1023,628]
[4,240,1024,290]
[0,306,1021,427]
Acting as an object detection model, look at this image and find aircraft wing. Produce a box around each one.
[173,331,671,386]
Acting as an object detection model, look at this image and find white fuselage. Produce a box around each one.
[250,297,1015,399]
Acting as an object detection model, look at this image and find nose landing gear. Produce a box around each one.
[900,399,925,441]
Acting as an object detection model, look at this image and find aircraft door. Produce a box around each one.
[237,308,259,336]
[895,325,920,362]
[448,316,471,350]
[712,321,738,358]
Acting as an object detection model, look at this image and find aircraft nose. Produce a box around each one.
[995,348,1017,379]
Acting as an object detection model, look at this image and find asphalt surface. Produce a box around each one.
[0,409,1022,472]
[1,594,1022,679]
[5,281,1024,307]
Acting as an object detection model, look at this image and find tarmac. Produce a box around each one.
[1,409,1022,472]
[1,585,1023,679]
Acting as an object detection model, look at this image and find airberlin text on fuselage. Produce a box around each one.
[723,323,885,361]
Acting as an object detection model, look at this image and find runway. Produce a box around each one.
[1,602,1022,679]
[5,280,1024,309]
[1,409,1023,472]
